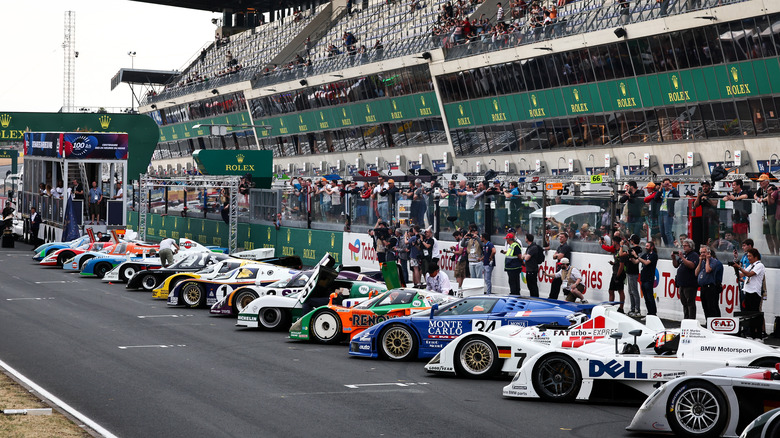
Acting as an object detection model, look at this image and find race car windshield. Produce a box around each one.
[357,290,417,309]
[170,254,206,269]
[114,244,127,253]
[435,297,498,316]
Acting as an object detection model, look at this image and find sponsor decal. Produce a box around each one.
[651,422,667,431]
[412,300,422,307]
[589,360,648,379]
[650,370,686,379]
[428,320,464,338]
[351,313,395,326]
[699,345,752,354]
[708,318,737,333]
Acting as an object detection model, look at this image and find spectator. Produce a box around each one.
[2,201,13,232]
[734,248,765,338]
[274,212,282,231]
[481,232,496,294]
[546,232,572,300]
[768,179,780,252]
[578,224,594,242]
[618,0,630,25]
[672,238,699,319]
[625,234,642,317]
[407,179,427,227]
[158,237,179,268]
[408,226,422,285]
[693,180,720,247]
[396,228,410,285]
[420,226,439,275]
[542,258,587,303]
[642,182,659,244]
[503,232,523,295]
[636,240,658,316]
[696,245,723,319]
[449,230,468,288]
[710,231,736,253]
[620,180,645,237]
[522,233,543,297]
[88,181,103,225]
[426,264,453,295]
[53,180,64,200]
[658,0,670,17]
[496,2,504,22]
[755,174,778,255]
[462,224,483,279]
[601,232,627,313]
[29,206,41,247]
[723,179,750,243]
[112,181,123,200]
[369,219,389,263]
[648,178,678,247]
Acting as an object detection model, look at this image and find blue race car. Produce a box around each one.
[33,236,91,261]
[348,295,591,361]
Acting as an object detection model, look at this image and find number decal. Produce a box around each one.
[472,320,502,332]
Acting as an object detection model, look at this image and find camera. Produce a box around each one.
[727,261,736,267]
[372,227,390,241]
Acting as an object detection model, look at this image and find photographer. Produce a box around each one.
[462,224,483,279]
[625,234,642,317]
[408,226,423,286]
[601,232,627,314]
[545,232,572,300]
[635,241,658,316]
[448,229,468,288]
[733,248,765,338]
[696,245,723,319]
[672,239,699,319]
[396,228,410,285]
[619,181,645,237]
[368,220,390,263]
[693,181,720,247]
[754,174,778,255]
[542,258,587,303]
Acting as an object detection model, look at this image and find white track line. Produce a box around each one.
[0,357,118,438]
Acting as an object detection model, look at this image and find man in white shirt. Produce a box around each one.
[113,182,124,200]
[734,248,765,338]
[425,264,453,295]
[158,237,179,267]
[373,176,390,223]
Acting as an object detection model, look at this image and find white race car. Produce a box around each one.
[502,320,780,402]
[426,305,664,379]
[627,365,780,437]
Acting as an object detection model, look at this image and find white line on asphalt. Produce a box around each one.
[34,280,78,284]
[137,314,194,319]
[0,357,118,438]
[5,297,56,301]
[344,382,430,389]
[117,344,187,349]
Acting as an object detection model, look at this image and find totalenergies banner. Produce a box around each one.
[342,232,777,329]
[23,132,59,157]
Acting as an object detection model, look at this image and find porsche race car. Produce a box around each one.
[151,258,266,300]
[39,241,114,267]
[348,296,592,361]
[33,236,91,261]
[64,241,159,272]
[502,320,780,403]
[627,365,780,437]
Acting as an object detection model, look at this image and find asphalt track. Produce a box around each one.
[0,242,650,438]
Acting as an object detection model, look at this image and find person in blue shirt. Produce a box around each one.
[480,233,496,294]
[635,241,658,316]
[695,245,723,318]
[88,181,103,225]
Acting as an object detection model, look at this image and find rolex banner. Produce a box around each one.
[192,149,273,188]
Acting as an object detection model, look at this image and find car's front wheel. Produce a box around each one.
[94,262,112,278]
[120,265,137,282]
[666,380,727,438]
[380,324,418,360]
[140,274,158,291]
[310,310,343,344]
[181,282,205,308]
[454,335,502,379]
[531,354,581,402]
[233,289,259,315]
[258,308,289,331]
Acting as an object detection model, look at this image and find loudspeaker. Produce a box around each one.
[614,27,627,38]
[421,51,432,60]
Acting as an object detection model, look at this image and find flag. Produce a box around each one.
[62,197,80,241]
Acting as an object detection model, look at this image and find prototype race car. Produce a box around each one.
[740,406,780,438]
[289,288,457,344]
[39,241,114,267]
[348,296,591,361]
[152,258,265,300]
[64,241,159,272]
[234,263,385,330]
[33,235,91,261]
[167,264,297,308]
[425,305,664,379]
[502,320,780,403]
[211,267,382,317]
[627,365,780,437]
[119,252,232,290]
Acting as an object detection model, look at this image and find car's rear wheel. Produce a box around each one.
[380,324,418,360]
[181,282,205,308]
[454,335,502,379]
[94,262,112,278]
[141,274,158,291]
[666,380,727,438]
[531,354,581,402]
[310,310,344,344]
[259,308,289,330]
[57,251,73,266]
[120,265,137,282]
[234,289,259,314]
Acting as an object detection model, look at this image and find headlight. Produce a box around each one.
[290,319,303,332]
[429,352,441,364]
[639,385,665,410]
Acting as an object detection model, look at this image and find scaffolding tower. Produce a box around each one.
[63,11,75,113]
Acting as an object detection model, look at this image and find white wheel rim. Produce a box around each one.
[313,313,339,340]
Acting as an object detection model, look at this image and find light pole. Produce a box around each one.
[128,51,136,112]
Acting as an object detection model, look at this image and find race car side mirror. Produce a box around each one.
[430,303,439,319]
[611,332,623,355]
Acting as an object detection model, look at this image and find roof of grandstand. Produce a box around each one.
[129,0,309,14]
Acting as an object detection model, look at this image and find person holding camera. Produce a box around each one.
[448,229,468,289]
[733,248,765,338]
[407,226,422,286]
[635,240,658,316]
[475,232,495,294]
[696,245,723,319]
[601,232,627,313]
[672,239,699,319]
[545,232,572,300]
[693,180,721,246]
[619,181,645,237]
[368,219,390,264]
[542,258,587,303]
[461,224,483,279]
[624,234,642,317]
[754,174,778,255]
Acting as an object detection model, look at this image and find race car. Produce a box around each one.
[211,266,382,317]
[627,365,780,437]
[502,320,780,403]
[119,252,233,289]
[425,305,664,379]
[151,258,265,300]
[740,406,780,438]
[39,241,115,267]
[348,296,591,361]
[33,235,92,261]
[167,264,297,308]
[63,241,159,272]
[235,264,384,331]
[289,288,457,344]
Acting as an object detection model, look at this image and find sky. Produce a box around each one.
[1,0,220,112]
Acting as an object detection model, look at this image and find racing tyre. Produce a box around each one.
[310,310,344,344]
[666,380,727,438]
[258,308,290,331]
[531,354,581,402]
[454,335,502,379]
[181,282,205,308]
[140,274,158,291]
[120,265,137,282]
[94,262,112,278]
[57,251,73,267]
[380,324,418,361]
[233,289,259,315]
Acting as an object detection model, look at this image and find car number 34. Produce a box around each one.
[472,320,502,332]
